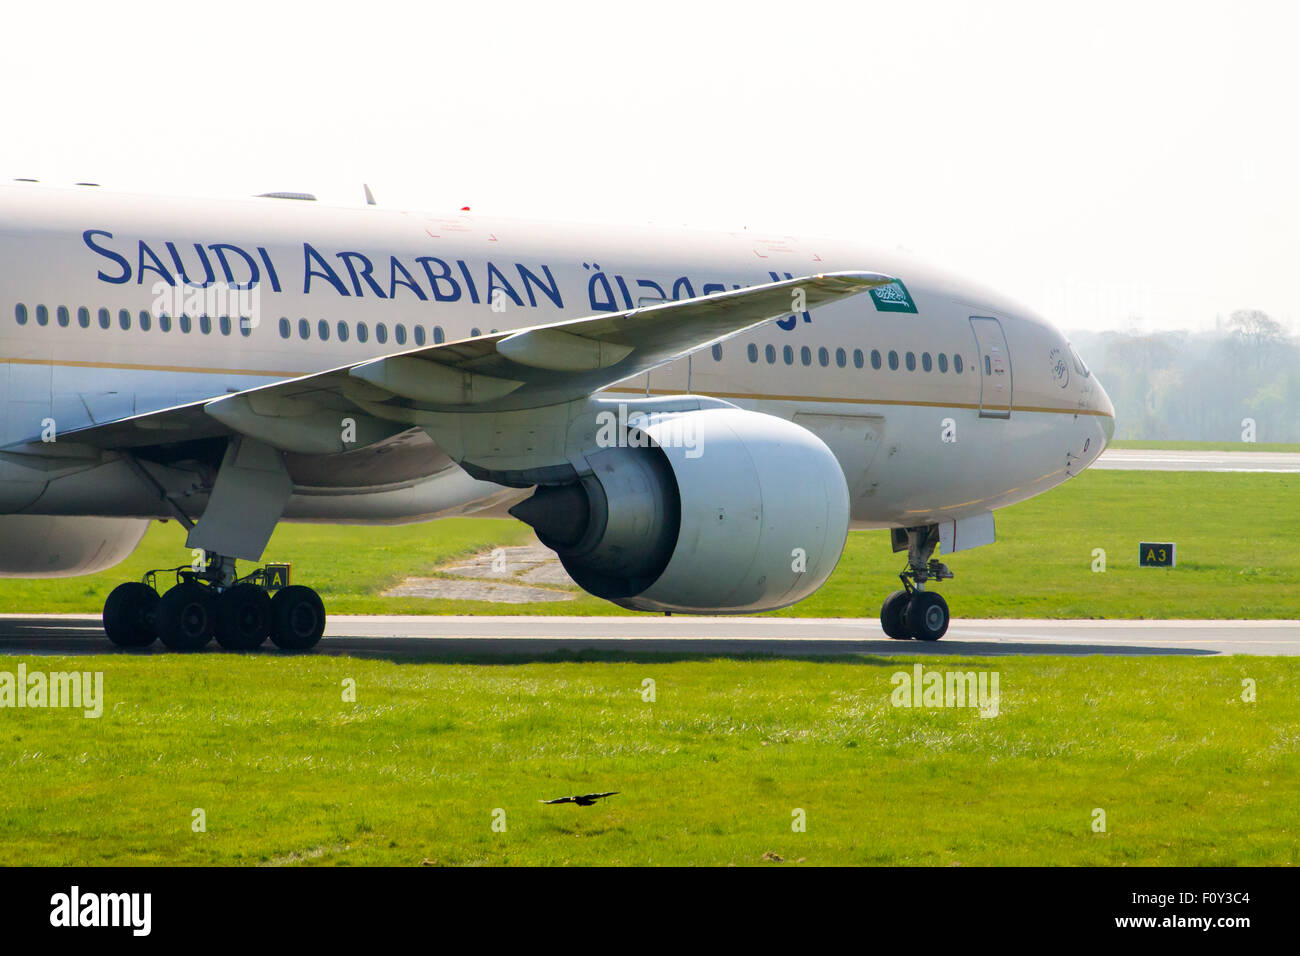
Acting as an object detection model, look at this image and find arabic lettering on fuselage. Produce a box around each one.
[81,231,814,328]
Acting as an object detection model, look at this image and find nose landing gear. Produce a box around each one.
[879,525,954,641]
[102,555,324,652]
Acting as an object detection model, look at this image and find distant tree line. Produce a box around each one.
[1066,311,1299,442]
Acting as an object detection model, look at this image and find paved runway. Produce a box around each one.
[1,614,1296,657]
[1094,448,1300,472]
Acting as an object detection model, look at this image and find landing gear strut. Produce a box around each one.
[102,555,323,652]
[879,525,954,641]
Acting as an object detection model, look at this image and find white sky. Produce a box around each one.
[3,0,1296,333]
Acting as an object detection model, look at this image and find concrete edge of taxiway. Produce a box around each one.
[1,614,1297,656]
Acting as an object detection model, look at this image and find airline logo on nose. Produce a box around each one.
[869,280,917,314]
[1049,347,1070,388]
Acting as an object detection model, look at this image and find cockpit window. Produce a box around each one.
[1068,344,1090,378]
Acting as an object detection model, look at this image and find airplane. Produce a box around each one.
[0,182,1114,650]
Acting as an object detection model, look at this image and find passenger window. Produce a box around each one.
[218,315,232,335]
[298,318,310,339]
[199,315,212,334]
[376,323,388,344]
[783,345,793,365]
[179,314,192,333]
[317,319,330,341]
[836,347,847,368]
[139,311,151,332]
[888,350,899,370]
[800,346,812,366]
[765,344,776,364]
[871,349,881,370]
[470,327,480,337]
[14,304,27,325]
[78,307,90,328]
[905,351,916,371]
[414,326,426,346]
[159,313,172,333]
[395,324,407,345]
[57,306,70,327]
[747,343,758,363]
[279,318,291,339]
[818,347,829,367]
[97,308,110,329]
[120,309,131,330]
[938,353,948,373]
[954,354,964,374]
[36,305,49,326]
[921,352,932,372]
[853,349,864,369]
[357,322,368,343]
[712,344,722,361]
[337,320,349,342]
[433,326,445,344]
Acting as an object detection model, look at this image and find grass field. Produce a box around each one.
[1,470,1295,619]
[1108,440,1300,452]
[4,463,1293,869]
[0,653,1294,866]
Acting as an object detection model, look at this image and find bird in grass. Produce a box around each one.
[540,791,619,806]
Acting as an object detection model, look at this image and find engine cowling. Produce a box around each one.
[509,408,850,613]
[0,515,150,578]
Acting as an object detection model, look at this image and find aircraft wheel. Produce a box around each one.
[156,582,215,651]
[270,585,325,651]
[880,589,912,639]
[906,591,949,641]
[215,583,271,651]
[103,582,159,648]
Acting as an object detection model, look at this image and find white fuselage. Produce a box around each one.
[0,184,1114,531]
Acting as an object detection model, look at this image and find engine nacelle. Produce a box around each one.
[0,515,150,578]
[510,408,850,613]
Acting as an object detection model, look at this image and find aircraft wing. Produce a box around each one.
[56,271,888,455]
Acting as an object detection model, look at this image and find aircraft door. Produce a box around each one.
[969,316,1012,419]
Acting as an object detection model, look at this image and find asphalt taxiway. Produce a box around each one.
[1094,449,1300,472]
[0,614,1296,657]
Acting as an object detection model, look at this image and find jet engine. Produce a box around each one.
[0,515,150,577]
[509,408,849,613]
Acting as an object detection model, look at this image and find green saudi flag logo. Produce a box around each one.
[870,279,917,314]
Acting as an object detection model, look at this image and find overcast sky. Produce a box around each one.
[3,1,1295,333]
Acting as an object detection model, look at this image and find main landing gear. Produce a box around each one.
[880,526,954,641]
[102,554,324,652]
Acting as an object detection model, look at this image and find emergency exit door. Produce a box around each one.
[969,316,1012,419]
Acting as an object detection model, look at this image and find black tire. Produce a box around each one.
[270,585,325,650]
[103,582,159,647]
[880,589,912,639]
[215,583,271,651]
[156,582,215,651]
[905,591,949,641]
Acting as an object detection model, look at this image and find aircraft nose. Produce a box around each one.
[1095,377,1116,443]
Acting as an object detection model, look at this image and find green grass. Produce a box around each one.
[0,653,1294,865]
[1108,440,1300,452]
[0,518,536,616]
[1,471,1295,619]
[804,470,1300,620]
